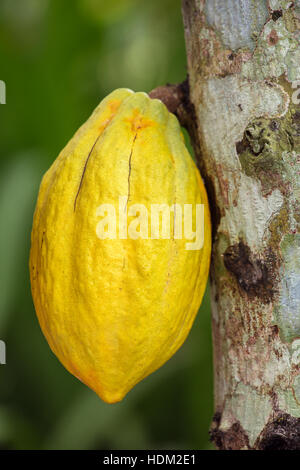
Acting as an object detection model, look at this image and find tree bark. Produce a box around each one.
[180,0,300,450]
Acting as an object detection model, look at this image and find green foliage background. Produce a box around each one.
[0,0,213,450]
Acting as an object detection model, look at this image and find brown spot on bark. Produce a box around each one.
[247,335,257,347]
[210,413,250,450]
[149,79,202,164]
[149,84,184,116]
[271,324,279,337]
[258,413,300,450]
[149,79,194,131]
[236,136,250,155]
[269,119,280,131]
[216,164,229,207]
[268,30,279,45]
[74,133,102,211]
[223,242,276,303]
[272,10,283,21]
[293,111,300,136]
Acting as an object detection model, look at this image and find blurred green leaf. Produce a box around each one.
[0,155,41,331]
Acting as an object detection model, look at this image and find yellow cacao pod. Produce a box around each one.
[30,88,211,403]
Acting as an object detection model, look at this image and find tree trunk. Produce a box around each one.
[181,0,300,450]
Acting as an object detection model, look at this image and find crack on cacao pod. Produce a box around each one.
[126,133,137,211]
[74,133,102,211]
[223,242,276,303]
[41,230,45,249]
[210,412,250,450]
[257,412,300,450]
